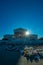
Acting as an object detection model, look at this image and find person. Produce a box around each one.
[33,49,40,63]
[23,48,30,60]
[23,47,34,63]
[28,47,34,63]
[22,47,30,64]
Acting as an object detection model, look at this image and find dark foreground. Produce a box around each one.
[0,46,21,65]
[0,46,43,65]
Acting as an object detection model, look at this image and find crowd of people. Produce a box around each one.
[22,46,40,63]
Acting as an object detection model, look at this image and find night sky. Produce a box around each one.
[0,0,43,38]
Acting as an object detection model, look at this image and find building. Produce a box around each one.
[2,28,38,40]
[14,28,38,39]
[14,28,27,38]
[2,34,14,40]
[28,34,38,40]
[1,28,43,46]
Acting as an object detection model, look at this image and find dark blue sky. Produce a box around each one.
[0,0,43,38]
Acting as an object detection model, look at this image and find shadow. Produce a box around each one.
[0,49,21,65]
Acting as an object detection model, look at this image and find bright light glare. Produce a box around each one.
[25,31,30,35]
